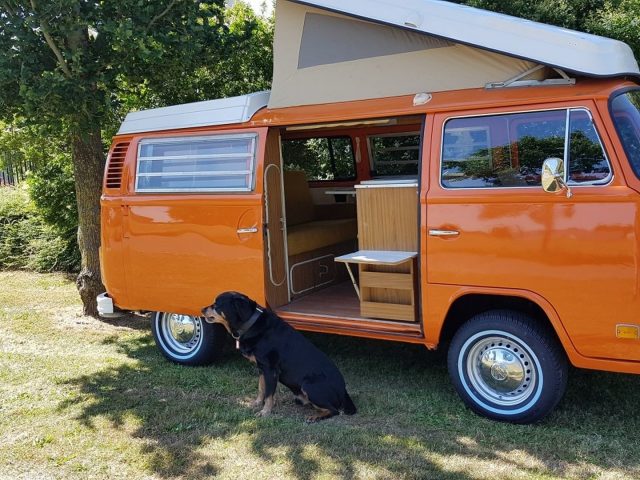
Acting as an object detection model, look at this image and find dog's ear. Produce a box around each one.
[230,293,256,328]
[214,292,255,330]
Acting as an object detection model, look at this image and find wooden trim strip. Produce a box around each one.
[277,310,423,337]
[361,301,415,322]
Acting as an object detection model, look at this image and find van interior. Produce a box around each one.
[263,115,423,324]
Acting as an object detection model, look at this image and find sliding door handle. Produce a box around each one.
[429,229,460,237]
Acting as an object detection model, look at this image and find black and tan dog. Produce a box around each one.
[201,291,356,422]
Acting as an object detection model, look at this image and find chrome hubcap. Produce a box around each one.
[161,313,202,354]
[466,335,536,407]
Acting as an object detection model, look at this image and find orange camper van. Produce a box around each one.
[98,0,640,423]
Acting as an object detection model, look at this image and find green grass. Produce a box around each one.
[1,271,639,479]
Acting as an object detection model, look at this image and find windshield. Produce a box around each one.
[610,89,640,179]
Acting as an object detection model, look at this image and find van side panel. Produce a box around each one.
[102,128,268,316]
[100,197,129,307]
[424,284,640,374]
[427,107,640,363]
[122,196,265,315]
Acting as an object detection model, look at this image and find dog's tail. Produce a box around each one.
[342,392,357,415]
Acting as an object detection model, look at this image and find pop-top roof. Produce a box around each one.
[293,0,639,78]
[267,0,639,108]
[117,91,270,135]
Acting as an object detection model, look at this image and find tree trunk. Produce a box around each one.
[71,123,105,317]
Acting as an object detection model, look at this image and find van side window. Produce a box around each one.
[368,133,420,176]
[568,109,611,184]
[282,136,355,181]
[135,134,258,193]
[441,109,610,188]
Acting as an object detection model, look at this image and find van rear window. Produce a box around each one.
[135,134,258,193]
[610,89,640,179]
[368,133,420,176]
[441,109,610,188]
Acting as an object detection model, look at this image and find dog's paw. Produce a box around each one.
[256,409,271,418]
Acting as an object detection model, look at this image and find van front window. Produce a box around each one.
[610,89,640,179]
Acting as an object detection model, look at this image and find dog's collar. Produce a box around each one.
[232,306,264,341]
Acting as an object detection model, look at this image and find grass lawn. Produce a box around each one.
[1,271,639,480]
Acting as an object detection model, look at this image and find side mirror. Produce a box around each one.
[541,157,572,198]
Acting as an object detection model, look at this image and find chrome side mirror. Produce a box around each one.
[541,157,572,198]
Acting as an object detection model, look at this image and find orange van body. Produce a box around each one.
[101,78,640,378]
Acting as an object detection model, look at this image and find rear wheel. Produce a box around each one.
[447,310,567,423]
[151,312,225,366]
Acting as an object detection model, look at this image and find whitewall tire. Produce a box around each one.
[447,310,567,423]
[151,312,225,366]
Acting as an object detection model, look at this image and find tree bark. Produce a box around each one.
[71,123,105,317]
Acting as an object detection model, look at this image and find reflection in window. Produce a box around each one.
[442,111,565,188]
[568,110,610,184]
[441,109,610,188]
[368,134,420,176]
[611,90,640,180]
[282,137,355,181]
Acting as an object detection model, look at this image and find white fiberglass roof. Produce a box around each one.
[117,91,270,135]
[292,0,639,78]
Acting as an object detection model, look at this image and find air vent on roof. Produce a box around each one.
[105,142,129,190]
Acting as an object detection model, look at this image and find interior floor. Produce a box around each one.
[277,281,417,324]
[278,281,363,319]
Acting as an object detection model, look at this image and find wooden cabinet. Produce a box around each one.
[351,181,419,321]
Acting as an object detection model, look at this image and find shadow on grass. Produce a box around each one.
[60,330,640,479]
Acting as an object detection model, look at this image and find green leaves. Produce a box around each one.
[585,1,640,57]
[0,0,271,133]
[459,0,640,61]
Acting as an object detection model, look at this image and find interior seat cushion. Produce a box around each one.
[287,219,357,257]
[283,170,316,226]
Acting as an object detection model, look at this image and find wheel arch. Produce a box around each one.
[434,288,578,362]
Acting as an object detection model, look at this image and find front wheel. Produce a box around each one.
[151,312,225,366]
[447,310,568,424]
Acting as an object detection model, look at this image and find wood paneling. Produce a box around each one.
[263,129,289,308]
[360,301,415,322]
[356,186,418,251]
[359,271,413,290]
[360,258,417,321]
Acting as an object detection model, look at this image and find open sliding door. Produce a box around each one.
[263,128,289,308]
[119,128,268,316]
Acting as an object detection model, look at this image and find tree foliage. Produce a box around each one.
[1,1,232,128]
[455,0,640,60]
[0,185,78,272]
[585,0,640,58]
[0,0,273,315]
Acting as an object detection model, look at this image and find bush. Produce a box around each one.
[0,184,33,220]
[0,186,79,272]
[26,153,78,235]
[26,153,81,272]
